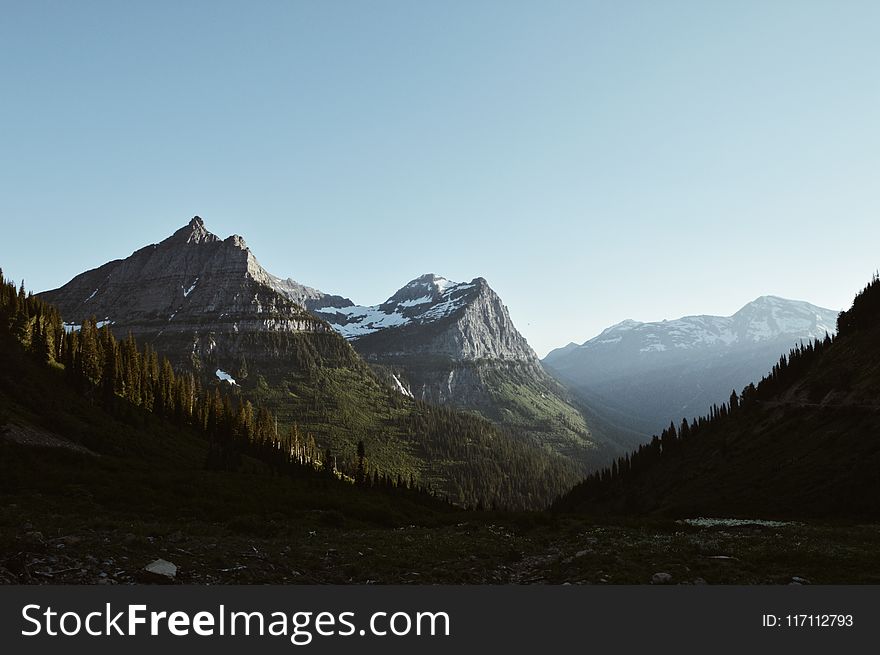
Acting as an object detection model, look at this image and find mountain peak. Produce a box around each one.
[388,274,464,305]
[746,295,787,307]
[166,215,220,245]
[39,216,331,362]
[412,273,441,283]
[225,234,249,250]
[407,273,457,293]
[402,273,491,296]
[734,295,832,317]
[311,272,534,361]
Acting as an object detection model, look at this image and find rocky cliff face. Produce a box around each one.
[40,217,350,373]
[312,274,537,362]
[310,274,608,468]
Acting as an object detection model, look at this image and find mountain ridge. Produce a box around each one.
[35,217,586,508]
[546,296,838,363]
[554,275,880,518]
[543,295,840,437]
[304,271,610,468]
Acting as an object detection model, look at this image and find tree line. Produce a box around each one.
[0,268,439,501]
[555,329,838,509]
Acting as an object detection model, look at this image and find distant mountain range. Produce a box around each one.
[544,296,839,437]
[555,276,880,518]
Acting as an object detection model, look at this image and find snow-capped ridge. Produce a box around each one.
[308,273,536,362]
[557,296,839,358]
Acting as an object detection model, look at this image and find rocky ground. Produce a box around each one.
[2,502,878,585]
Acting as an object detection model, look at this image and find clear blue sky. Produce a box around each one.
[2,1,879,356]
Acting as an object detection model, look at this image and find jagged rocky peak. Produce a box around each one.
[384,274,476,304]
[314,272,536,362]
[166,216,221,245]
[226,233,249,249]
[39,216,332,347]
[378,274,482,311]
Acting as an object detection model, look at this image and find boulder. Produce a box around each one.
[143,558,178,582]
[651,572,673,585]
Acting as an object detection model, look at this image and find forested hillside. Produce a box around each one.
[555,275,880,519]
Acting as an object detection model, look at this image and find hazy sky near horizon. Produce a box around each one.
[2,1,879,356]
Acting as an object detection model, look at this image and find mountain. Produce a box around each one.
[308,273,613,468]
[37,218,580,509]
[41,217,346,370]
[544,296,839,438]
[554,276,880,519]
[311,274,535,361]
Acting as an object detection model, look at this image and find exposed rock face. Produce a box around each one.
[544,296,840,437]
[264,275,353,312]
[310,274,607,468]
[40,217,349,372]
[312,274,537,362]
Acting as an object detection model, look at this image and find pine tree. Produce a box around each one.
[355,439,366,485]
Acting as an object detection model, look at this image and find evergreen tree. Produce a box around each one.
[356,439,366,485]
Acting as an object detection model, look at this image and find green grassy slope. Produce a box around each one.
[0,330,455,527]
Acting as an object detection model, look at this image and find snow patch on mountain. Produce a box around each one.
[391,374,414,398]
[313,304,411,338]
[397,295,433,308]
[315,274,478,340]
[215,369,237,385]
[183,278,199,297]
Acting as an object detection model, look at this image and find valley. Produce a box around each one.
[4,489,879,585]
[3,220,880,585]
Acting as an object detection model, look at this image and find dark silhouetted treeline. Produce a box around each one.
[554,273,880,514]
